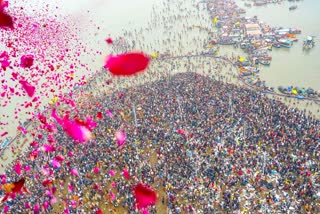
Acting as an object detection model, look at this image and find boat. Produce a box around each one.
[272,42,281,48]
[289,5,297,10]
[289,28,301,34]
[279,39,293,48]
[278,86,290,94]
[259,59,270,66]
[242,71,252,76]
[0,137,11,150]
[294,87,304,94]
[303,36,315,50]
[241,61,251,66]
[306,87,315,95]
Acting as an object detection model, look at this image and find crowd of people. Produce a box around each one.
[1,0,319,213]
[1,71,319,213]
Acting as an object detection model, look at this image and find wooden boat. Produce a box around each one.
[278,86,290,94]
[303,36,315,50]
[279,39,293,48]
[259,60,270,66]
[272,42,281,48]
[0,137,11,150]
[289,28,301,34]
[242,71,252,76]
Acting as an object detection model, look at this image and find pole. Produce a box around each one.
[132,103,138,127]
[229,94,233,117]
[177,96,183,121]
[262,152,266,175]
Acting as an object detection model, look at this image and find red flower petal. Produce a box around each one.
[2,178,25,193]
[133,183,157,210]
[96,111,103,119]
[105,37,113,44]
[0,11,13,29]
[104,52,150,76]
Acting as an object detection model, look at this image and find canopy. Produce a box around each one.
[292,89,298,95]
[238,57,246,62]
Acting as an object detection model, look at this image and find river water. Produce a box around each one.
[235,0,320,91]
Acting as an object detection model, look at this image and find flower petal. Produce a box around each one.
[104,52,150,76]
[133,183,157,210]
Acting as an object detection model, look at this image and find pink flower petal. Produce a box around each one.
[133,183,157,210]
[20,55,34,68]
[106,110,113,117]
[3,205,9,213]
[55,155,65,162]
[1,131,8,137]
[24,165,31,172]
[122,168,131,179]
[51,159,61,168]
[43,201,49,210]
[0,0,9,11]
[177,129,185,135]
[33,203,39,214]
[42,144,55,153]
[68,184,74,192]
[93,167,100,174]
[30,141,38,147]
[68,151,74,157]
[51,109,93,143]
[19,80,35,97]
[24,202,31,209]
[17,126,28,135]
[70,169,78,176]
[13,162,21,175]
[51,197,58,204]
[109,170,115,177]
[142,209,150,214]
[104,52,150,76]
[116,130,126,146]
[110,191,116,200]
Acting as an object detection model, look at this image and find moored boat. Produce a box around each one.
[272,42,281,48]
[303,36,315,50]
[279,39,293,48]
[0,137,12,150]
[259,59,270,66]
